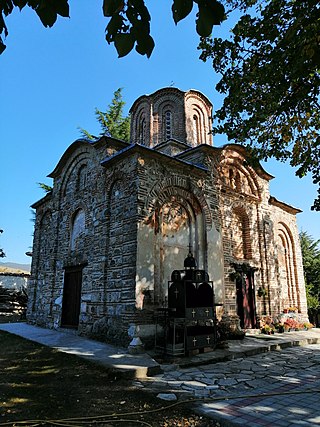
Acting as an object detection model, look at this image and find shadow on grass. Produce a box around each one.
[0,330,128,423]
[0,331,218,427]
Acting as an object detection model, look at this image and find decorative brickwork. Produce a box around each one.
[27,88,308,348]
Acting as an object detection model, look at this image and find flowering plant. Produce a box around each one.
[303,322,314,329]
[261,324,275,334]
[284,318,302,330]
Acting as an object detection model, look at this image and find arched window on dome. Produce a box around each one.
[193,113,201,145]
[138,117,146,145]
[164,110,173,140]
[192,114,200,144]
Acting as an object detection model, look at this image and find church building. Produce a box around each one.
[27,87,307,348]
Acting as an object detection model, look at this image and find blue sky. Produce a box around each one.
[0,0,319,265]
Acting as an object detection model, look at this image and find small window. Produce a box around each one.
[164,111,172,140]
[77,165,87,191]
[193,114,200,144]
[235,171,241,191]
[139,117,146,144]
[229,168,234,188]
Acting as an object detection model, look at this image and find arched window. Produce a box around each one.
[193,114,200,144]
[77,165,87,191]
[232,208,251,260]
[277,224,300,310]
[164,111,172,140]
[192,105,205,145]
[235,171,241,191]
[70,210,85,251]
[229,168,234,188]
[138,117,146,144]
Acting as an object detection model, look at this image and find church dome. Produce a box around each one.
[129,87,213,148]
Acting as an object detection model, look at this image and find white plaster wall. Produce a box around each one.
[135,222,155,309]
[206,225,224,306]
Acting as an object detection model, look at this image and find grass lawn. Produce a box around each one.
[0,331,221,427]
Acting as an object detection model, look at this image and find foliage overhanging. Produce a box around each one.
[199,0,320,210]
[0,0,226,57]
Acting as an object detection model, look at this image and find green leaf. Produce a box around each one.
[2,0,14,16]
[0,38,6,55]
[54,0,69,18]
[114,33,135,57]
[12,0,28,11]
[172,0,193,24]
[105,14,125,43]
[196,0,225,37]
[0,13,8,37]
[103,0,124,17]
[36,5,57,27]
[135,33,155,58]
[36,9,57,27]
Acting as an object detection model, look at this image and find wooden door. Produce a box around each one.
[236,271,256,329]
[61,268,82,328]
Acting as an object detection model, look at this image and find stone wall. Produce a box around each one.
[132,150,224,344]
[27,88,308,348]
[28,140,140,346]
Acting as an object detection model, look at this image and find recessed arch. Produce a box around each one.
[231,205,252,260]
[277,221,300,311]
[136,109,147,145]
[145,176,212,231]
[191,104,206,145]
[156,101,177,143]
[219,155,261,199]
[145,189,206,303]
[60,152,92,200]
[164,110,173,140]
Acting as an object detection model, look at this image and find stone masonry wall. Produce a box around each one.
[27,88,308,348]
[28,140,140,346]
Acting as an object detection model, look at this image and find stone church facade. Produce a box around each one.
[27,87,308,347]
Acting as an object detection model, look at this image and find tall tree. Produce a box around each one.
[0,0,225,56]
[200,0,320,210]
[300,231,320,309]
[80,88,130,143]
